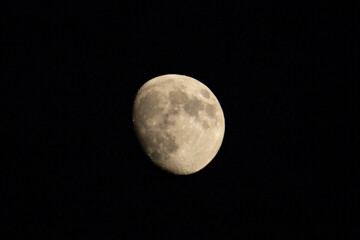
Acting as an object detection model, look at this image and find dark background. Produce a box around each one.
[2,1,358,239]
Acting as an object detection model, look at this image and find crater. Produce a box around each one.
[201,89,211,99]
[158,113,175,129]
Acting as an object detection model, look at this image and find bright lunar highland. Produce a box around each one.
[132,74,225,175]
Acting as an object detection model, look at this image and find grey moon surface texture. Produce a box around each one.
[132,74,225,175]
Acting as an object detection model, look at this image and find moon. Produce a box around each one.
[132,74,225,175]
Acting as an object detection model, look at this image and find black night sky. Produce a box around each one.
[2,1,357,239]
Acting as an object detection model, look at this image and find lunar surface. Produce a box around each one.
[132,74,225,175]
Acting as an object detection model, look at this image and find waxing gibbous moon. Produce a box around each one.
[132,74,225,175]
